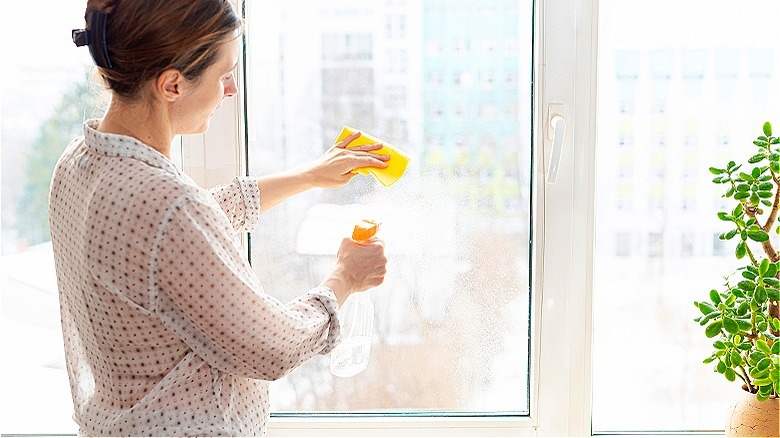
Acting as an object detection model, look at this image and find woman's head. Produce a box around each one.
[85,0,241,102]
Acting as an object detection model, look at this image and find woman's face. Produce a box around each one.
[175,37,240,134]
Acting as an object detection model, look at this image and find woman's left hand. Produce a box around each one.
[305,130,390,189]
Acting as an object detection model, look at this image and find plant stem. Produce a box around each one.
[744,206,778,263]
[744,242,759,267]
[763,173,780,232]
[737,362,754,393]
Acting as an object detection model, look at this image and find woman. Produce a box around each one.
[49,0,388,435]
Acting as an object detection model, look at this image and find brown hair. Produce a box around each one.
[85,0,242,101]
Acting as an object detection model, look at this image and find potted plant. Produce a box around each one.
[696,121,780,436]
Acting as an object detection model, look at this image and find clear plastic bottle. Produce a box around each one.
[330,291,374,377]
[330,220,379,378]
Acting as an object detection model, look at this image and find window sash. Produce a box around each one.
[182,0,596,435]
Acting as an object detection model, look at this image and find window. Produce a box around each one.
[593,0,780,433]
[243,0,533,420]
[1,1,101,434]
[0,2,184,435]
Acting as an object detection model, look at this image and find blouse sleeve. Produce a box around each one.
[150,196,340,381]
[207,176,261,233]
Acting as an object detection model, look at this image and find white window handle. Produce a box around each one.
[546,113,566,184]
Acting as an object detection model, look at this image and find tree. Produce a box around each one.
[16,75,107,245]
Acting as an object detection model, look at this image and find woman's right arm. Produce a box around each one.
[151,196,386,380]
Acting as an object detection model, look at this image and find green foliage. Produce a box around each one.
[699,122,780,401]
[16,75,107,245]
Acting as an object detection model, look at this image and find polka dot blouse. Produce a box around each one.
[48,119,341,436]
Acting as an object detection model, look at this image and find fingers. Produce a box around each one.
[350,155,390,170]
[335,131,362,149]
[349,142,384,152]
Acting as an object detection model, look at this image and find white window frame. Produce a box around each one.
[182,0,599,435]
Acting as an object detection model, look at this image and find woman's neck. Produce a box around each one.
[98,98,175,158]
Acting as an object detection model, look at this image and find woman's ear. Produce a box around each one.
[156,69,184,102]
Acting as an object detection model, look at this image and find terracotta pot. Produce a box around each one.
[726,389,779,437]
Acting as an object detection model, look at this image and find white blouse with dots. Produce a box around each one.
[48,119,341,437]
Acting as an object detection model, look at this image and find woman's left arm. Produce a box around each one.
[255,131,389,212]
[207,132,387,229]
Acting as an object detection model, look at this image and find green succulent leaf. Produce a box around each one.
[729,350,743,367]
[697,301,718,315]
[736,241,747,259]
[754,140,769,147]
[747,229,770,242]
[757,339,771,355]
[734,192,749,200]
[749,351,766,365]
[723,317,739,334]
[748,153,765,163]
[703,356,716,364]
[763,121,772,137]
[757,392,770,402]
[742,270,758,280]
[750,367,768,379]
[705,320,723,338]
[771,318,780,332]
[752,167,761,179]
[699,312,717,326]
[737,280,755,292]
[760,259,770,275]
[724,367,736,382]
[709,289,721,305]
[755,286,768,303]
[716,360,727,374]
[758,182,774,190]
[756,357,772,371]
[709,167,726,175]
[758,190,774,198]
[764,263,778,278]
[735,319,752,332]
[767,288,780,300]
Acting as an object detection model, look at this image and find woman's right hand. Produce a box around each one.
[320,237,387,307]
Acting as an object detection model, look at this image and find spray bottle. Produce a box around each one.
[330,220,379,378]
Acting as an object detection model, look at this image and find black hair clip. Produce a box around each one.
[72,10,113,69]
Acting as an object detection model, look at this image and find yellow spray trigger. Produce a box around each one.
[335,126,410,187]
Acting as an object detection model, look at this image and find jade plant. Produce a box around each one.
[695,122,780,402]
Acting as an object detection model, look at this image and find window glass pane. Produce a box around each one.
[245,0,532,414]
[0,0,104,434]
[0,2,187,433]
[594,0,780,432]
